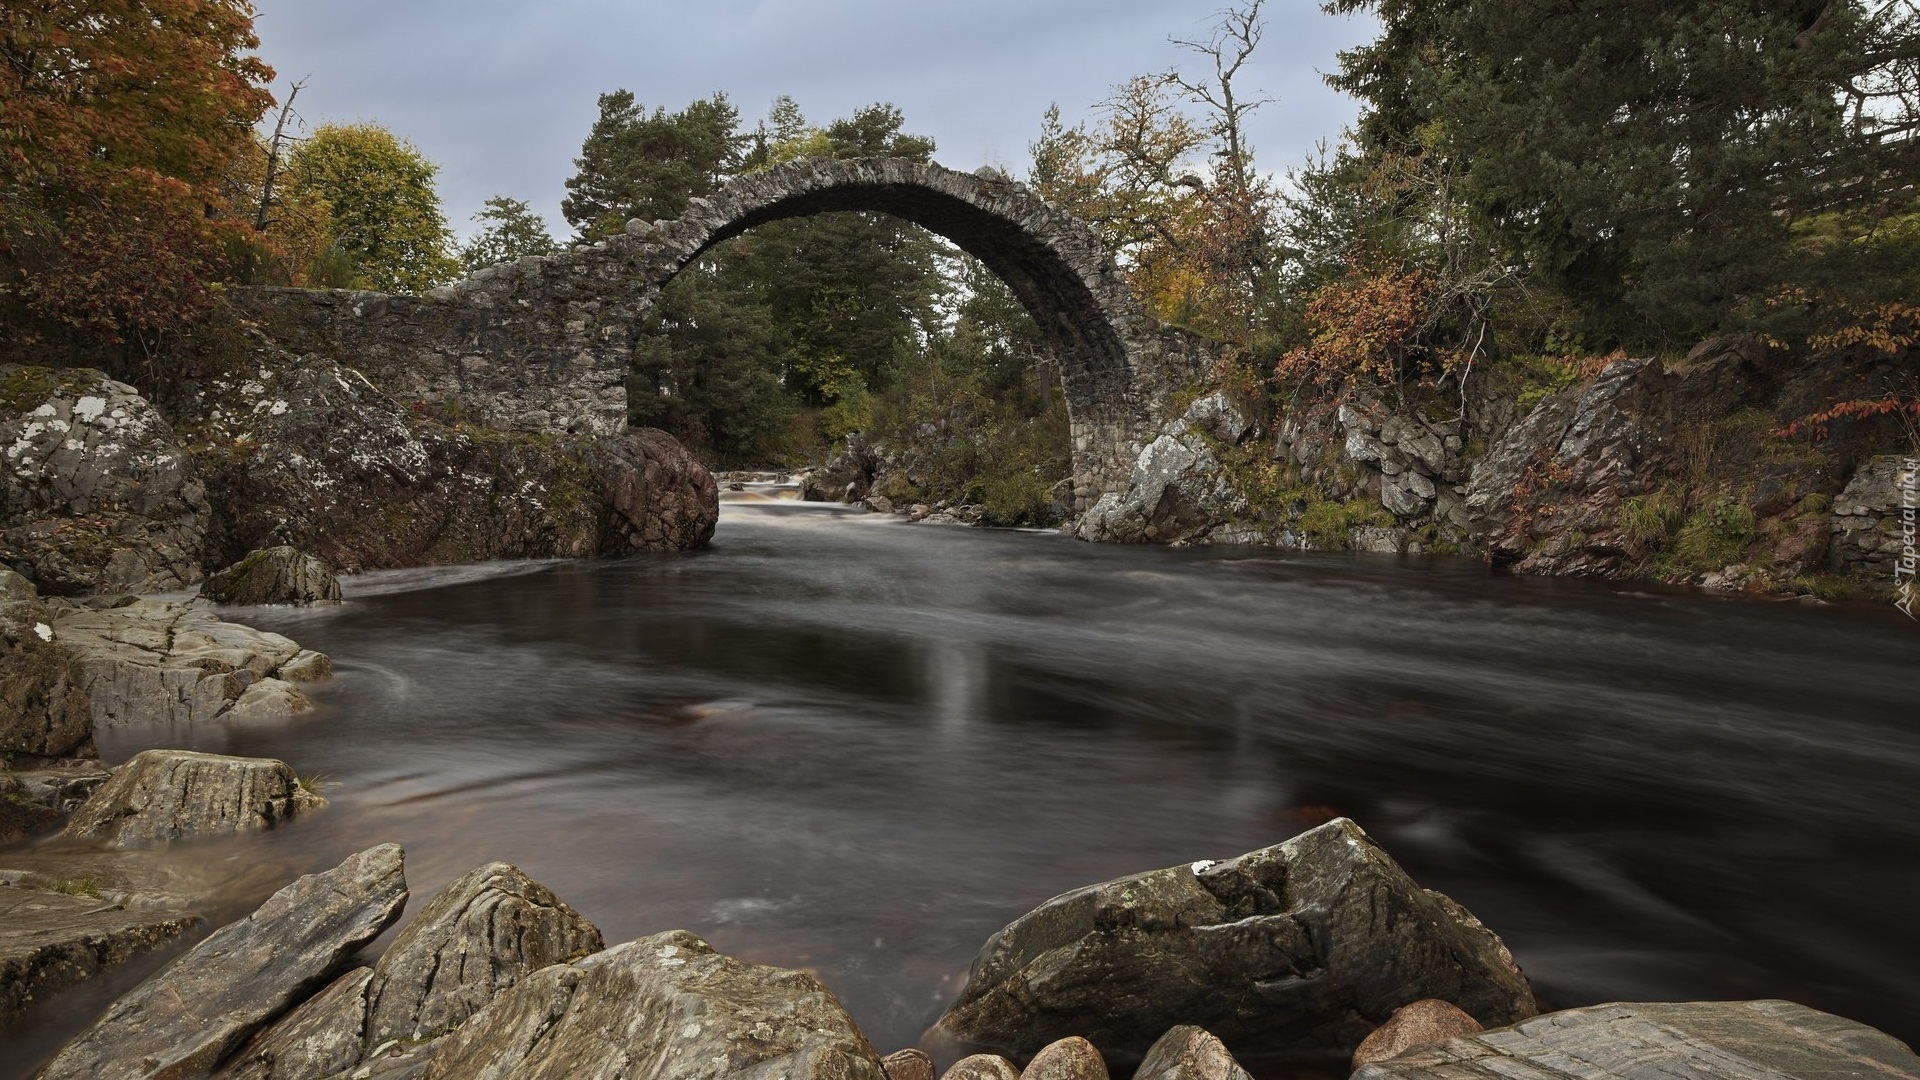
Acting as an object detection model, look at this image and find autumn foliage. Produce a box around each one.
[0,0,274,347]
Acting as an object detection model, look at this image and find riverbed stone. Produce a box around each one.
[0,885,199,1028]
[929,818,1535,1072]
[1133,1026,1253,1080]
[1021,1036,1108,1079]
[419,928,886,1080]
[1350,999,1920,1079]
[942,1055,1022,1080]
[1351,999,1484,1068]
[218,967,375,1080]
[200,546,343,606]
[39,842,409,1080]
[882,1048,937,1080]
[60,749,324,848]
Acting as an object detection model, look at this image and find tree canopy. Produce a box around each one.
[287,123,458,294]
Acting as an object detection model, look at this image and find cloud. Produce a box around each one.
[252,0,1375,240]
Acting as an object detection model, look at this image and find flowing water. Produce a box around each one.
[7,498,1919,1072]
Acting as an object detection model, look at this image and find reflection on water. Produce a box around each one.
[7,502,1919,1071]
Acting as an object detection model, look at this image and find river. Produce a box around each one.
[8,498,1919,1071]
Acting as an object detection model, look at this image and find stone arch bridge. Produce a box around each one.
[243,158,1210,508]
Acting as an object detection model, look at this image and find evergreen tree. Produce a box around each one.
[459,196,557,272]
[561,91,743,239]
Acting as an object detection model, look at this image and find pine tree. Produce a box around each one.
[460,197,557,272]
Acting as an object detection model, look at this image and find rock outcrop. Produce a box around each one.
[60,749,324,848]
[39,843,409,1080]
[591,427,719,552]
[1351,999,1484,1068]
[200,547,342,606]
[419,928,886,1079]
[53,597,327,731]
[1351,999,1920,1079]
[0,567,91,759]
[930,818,1535,1071]
[1134,1027,1253,1080]
[1829,454,1916,579]
[0,365,209,595]
[1074,392,1252,545]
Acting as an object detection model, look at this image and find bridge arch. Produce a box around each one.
[247,159,1207,507]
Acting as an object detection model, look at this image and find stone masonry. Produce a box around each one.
[238,158,1210,510]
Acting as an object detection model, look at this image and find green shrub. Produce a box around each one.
[1667,499,1757,571]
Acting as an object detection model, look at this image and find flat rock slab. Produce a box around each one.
[0,886,198,1028]
[1353,1000,1920,1079]
[39,843,408,1080]
[61,749,324,848]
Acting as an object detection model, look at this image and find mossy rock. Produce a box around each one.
[200,547,341,607]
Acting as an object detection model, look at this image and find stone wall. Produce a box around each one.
[237,158,1213,509]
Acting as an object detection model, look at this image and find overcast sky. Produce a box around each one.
[250,1,1377,242]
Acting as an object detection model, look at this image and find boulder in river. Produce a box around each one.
[1134,1027,1252,1080]
[1020,1036,1108,1079]
[1351,999,1484,1068]
[224,859,606,1079]
[60,749,325,849]
[882,1048,937,1080]
[941,1055,1021,1080]
[591,426,719,553]
[420,928,885,1079]
[929,818,1536,1072]
[39,842,408,1080]
[1350,999,1920,1079]
[200,547,342,606]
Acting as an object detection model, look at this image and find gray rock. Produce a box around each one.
[1352,999,1920,1079]
[882,1048,937,1080]
[200,547,342,607]
[930,819,1535,1071]
[1133,1027,1253,1080]
[0,568,91,759]
[1351,999,1484,1068]
[0,885,198,1028]
[1021,1036,1108,1079]
[943,1055,1021,1080]
[219,967,374,1080]
[1829,455,1918,576]
[52,599,325,731]
[1073,423,1247,545]
[366,861,603,1047]
[420,929,885,1080]
[61,749,324,848]
[1182,391,1251,445]
[39,843,409,1080]
[0,366,208,595]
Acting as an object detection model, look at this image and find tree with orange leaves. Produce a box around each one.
[1,0,274,352]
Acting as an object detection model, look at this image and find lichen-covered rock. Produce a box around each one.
[1074,393,1253,545]
[1134,1027,1253,1080]
[61,749,324,848]
[39,843,409,1080]
[51,597,325,731]
[590,427,718,553]
[0,365,209,595]
[1351,1000,1920,1079]
[930,819,1535,1072]
[1020,1036,1108,1079]
[1351,999,1484,1068]
[201,546,342,606]
[0,567,91,759]
[0,885,199,1028]
[218,967,374,1080]
[420,929,886,1080]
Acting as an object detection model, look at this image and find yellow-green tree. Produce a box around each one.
[286,123,457,294]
